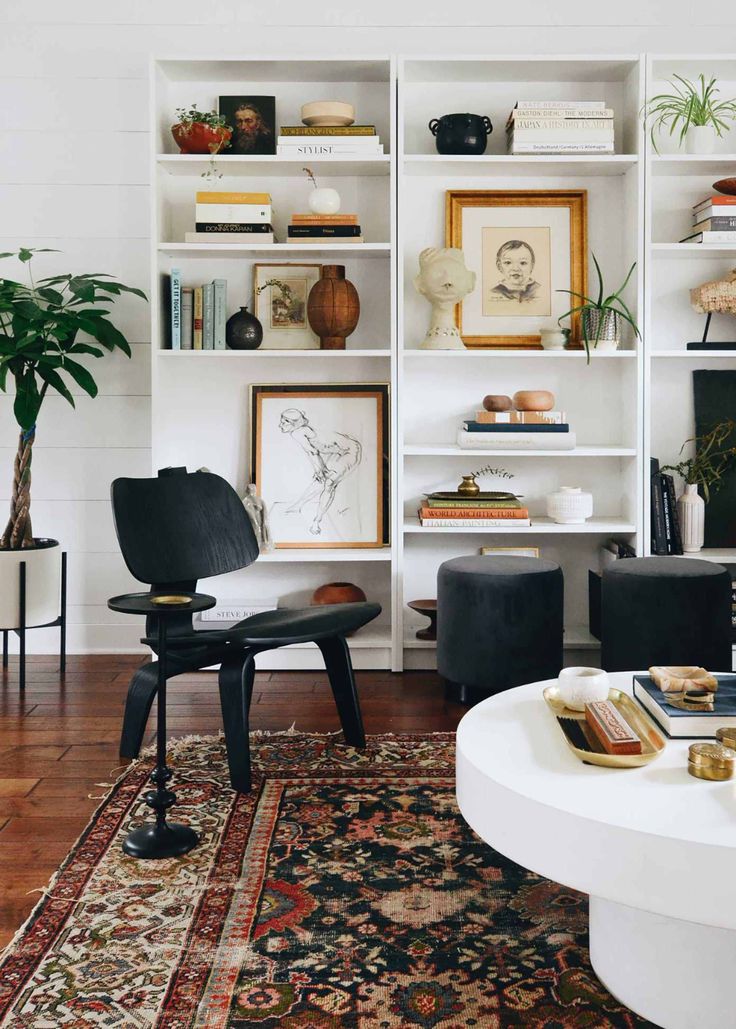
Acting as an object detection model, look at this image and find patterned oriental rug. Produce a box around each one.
[0,733,651,1028]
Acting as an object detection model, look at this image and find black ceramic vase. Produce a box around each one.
[226,306,263,350]
[428,113,493,155]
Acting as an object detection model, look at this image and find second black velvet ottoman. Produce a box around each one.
[437,555,564,705]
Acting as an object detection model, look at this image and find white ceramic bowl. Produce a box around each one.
[546,486,593,524]
[301,101,355,127]
[557,666,610,711]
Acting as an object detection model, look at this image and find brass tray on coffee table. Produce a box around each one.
[543,686,666,768]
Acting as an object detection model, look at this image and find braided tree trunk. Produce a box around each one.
[1,427,35,549]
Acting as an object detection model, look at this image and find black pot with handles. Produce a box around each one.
[428,113,493,155]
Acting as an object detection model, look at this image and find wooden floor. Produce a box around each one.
[0,655,459,950]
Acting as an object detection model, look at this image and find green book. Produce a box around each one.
[213,279,227,350]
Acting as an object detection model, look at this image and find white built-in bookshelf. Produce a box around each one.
[151,54,736,672]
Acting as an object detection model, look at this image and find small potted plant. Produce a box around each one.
[661,419,736,552]
[641,74,736,155]
[171,105,232,155]
[0,248,146,629]
[557,254,640,362]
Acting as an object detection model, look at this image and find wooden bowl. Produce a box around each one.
[301,101,355,127]
[482,394,513,412]
[311,582,366,605]
[713,177,736,196]
[513,389,555,411]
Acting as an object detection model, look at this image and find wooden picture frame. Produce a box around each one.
[250,383,390,549]
[445,189,587,349]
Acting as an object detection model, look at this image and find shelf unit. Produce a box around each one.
[151,56,396,670]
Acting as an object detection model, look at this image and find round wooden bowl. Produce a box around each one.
[483,394,513,412]
[713,177,736,196]
[301,101,355,127]
[407,599,437,641]
[311,582,367,606]
[513,389,555,411]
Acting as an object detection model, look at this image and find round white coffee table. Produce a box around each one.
[456,671,736,1029]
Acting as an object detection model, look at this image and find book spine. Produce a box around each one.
[291,214,359,224]
[660,473,674,554]
[287,225,362,237]
[202,283,214,350]
[510,131,614,142]
[650,464,667,555]
[184,232,275,244]
[180,287,193,350]
[692,216,736,230]
[462,421,569,433]
[213,278,227,351]
[681,231,736,243]
[457,429,576,449]
[419,507,529,519]
[419,517,532,527]
[277,136,381,145]
[509,107,614,120]
[195,204,271,223]
[192,286,203,350]
[425,500,521,509]
[279,125,376,136]
[510,142,614,153]
[516,100,605,109]
[475,410,566,424]
[663,474,683,555]
[195,222,273,233]
[292,237,364,244]
[169,268,181,350]
[510,118,613,130]
[693,195,736,210]
[196,191,270,204]
[276,144,383,155]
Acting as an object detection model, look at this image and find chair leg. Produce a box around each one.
[218,652,255,793]
[318,635,366,749]
[119,661,160,759]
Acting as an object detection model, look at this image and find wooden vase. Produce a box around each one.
[307,265,360,350]
[311,582,367,606]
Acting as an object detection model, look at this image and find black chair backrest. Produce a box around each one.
[111,469,260,586]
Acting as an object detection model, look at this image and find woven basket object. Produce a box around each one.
[690,268,736,314]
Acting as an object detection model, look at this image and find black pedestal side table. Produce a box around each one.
[108,590,216,859]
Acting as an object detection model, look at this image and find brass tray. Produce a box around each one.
[543,686,666,768]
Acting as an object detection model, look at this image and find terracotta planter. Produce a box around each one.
[311,582,367,606]
[307,265,360,350]
[171,122,232,155]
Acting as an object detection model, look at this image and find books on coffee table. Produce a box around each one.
[633,673,736,738]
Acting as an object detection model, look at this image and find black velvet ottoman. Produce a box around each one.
[601,556,732,672]
[437,555,564,705]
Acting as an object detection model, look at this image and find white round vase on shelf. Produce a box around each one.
[685,125,717,155]
[308,188,341,215]
[546,486,593,524]
[677,484,705,552]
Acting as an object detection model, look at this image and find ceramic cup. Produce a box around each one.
[557,666,610,711]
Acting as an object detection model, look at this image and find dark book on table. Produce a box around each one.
[633,674,736,738]
[687,342,736,350]
[287,225,363,237]
[195,222,274,233]
[426,490,520,503]
[462,421,569,433]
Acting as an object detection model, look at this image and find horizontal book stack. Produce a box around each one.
[457,408,577,450]
[681,194,736,244]
[169,270,227,350]
[506,100,614,154]
[418,490,530,528]
[287,212,363,244]
[276,124,383,157]
[650,458,683,555]
[185,191,275,244]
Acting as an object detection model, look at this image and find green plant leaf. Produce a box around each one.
[38,366,75,407]
[87,317,131,357]
[60,357,98,397]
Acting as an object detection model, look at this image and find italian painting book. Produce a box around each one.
[202,283,214,350]
[633,674,736,738]
[419,516,532,527]
[180,287,193,350]
[169,268,181,350]
[192,286,203,350]
[213,279,227,350]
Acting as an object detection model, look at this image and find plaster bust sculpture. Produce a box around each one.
[414,247,476,350]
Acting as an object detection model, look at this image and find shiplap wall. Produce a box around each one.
[1,1,734,652]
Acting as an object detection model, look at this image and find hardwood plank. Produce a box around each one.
[0,778,40,797]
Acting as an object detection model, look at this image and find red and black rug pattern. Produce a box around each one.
[0,733,651,1027]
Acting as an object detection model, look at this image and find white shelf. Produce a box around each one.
[403,154,638,177]
[674,550,736,564]
[650,243,736,258]
[652,350,736,358]
[404,444,636,457]
[404,517,636,534]
[157,154,391,177]
[156,348,391,358]
[403,348,637,358]
[651,154,736,176]
[158,243,391,258]
[258,548,392,562]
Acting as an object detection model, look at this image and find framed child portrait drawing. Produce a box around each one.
[445,189,588,348]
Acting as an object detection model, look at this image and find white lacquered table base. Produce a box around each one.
[455,673,736,1029]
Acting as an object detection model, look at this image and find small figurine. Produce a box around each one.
[414,247,476,350]
[242,483,273,553]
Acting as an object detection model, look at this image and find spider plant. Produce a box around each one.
[640,74,736,153]
[557,254,640,363]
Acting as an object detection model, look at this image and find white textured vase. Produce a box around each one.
[546,486,593,524]
[677,483,705,553]
[685,125,717,155]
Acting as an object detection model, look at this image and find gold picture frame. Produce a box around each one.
[253,263,321,349]
[445,189,587,349]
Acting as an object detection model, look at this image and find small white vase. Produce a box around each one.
[539,328,567,350]
[558,666,610,711]
[685,125,717,155]
[546,486,593,524]
[309,187,341,215]
[677,483,705,553]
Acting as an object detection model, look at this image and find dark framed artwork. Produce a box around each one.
[218,95,276,155]
[693,369,736,547]
[445,189,588,348]
[250,383,390,549]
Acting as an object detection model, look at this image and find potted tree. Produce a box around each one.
[641,73,736,155]
[661,419,736,553]
[557,254,640,362]
[171,104,232,155]
[0,247,146,629]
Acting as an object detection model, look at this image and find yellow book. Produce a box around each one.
[195,191,271,204]
[192,286,203,350]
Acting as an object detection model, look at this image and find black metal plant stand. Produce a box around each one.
[107,590,215,859]
[2,551,67,691]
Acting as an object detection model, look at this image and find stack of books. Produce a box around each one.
[506,101,614,154]
[169,270,227,350]
[276,125,383,157]
[457,408,576,450]
[681,193,736,244]
[418,490,530,528]
[650,458,683,556]
[287,212,363,244]
[185,191,275,244]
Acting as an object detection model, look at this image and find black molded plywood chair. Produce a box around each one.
[111,468,381,792]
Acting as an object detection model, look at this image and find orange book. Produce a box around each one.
[196,191,271,204]
[417,506,529,519]
[693,195,736,209]
[291,213,359,224]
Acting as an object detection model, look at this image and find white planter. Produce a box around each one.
[685,125,717,155]
[558,666,610,711]
[592,337,620,352]
[308,187,341,215]
[546,486,594,524]
[0,539,61,629]
[677,483,705,553]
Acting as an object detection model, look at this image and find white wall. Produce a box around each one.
[1,1,734,652]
